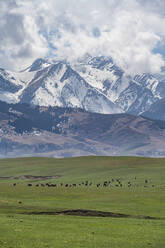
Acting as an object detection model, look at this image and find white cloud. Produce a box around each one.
[0,0,165,74]
[0,0,48,70]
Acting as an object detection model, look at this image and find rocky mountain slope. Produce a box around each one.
[142,97,165,121]
[0,100,165,158]
[0,56,165,116]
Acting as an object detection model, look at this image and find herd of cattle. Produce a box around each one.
[12,178,156,188]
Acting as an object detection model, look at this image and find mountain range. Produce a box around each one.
[0,55,165,157]
[1,55,165,118]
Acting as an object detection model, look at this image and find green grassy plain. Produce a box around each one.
[0,156,165,248]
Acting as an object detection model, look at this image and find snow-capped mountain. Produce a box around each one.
[19,60,122,114]
[0,55,165,115]
[74,55,165,115]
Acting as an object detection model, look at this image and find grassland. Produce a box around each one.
[0,156,165,248]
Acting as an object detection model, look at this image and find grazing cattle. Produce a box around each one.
[103,182,108,187]
[18,201,22,204]
[48,184,56,187]
[65,184,68,187]
[27,184,32,187]
[13,183,16,186]
[145,180,148,183]
[96,184,100,187]
[36,184,39,187]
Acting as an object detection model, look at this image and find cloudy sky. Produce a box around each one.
[1,0,165,74]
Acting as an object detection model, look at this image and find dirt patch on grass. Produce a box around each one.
[24,209,161,220]
[56,209,130,218]
[0,177,12,180]
[0,175,61,180]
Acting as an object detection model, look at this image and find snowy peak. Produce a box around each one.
[19,61,122,114]
[87,56,114,69]
[74,55,125,103]
[24,58,51,72]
